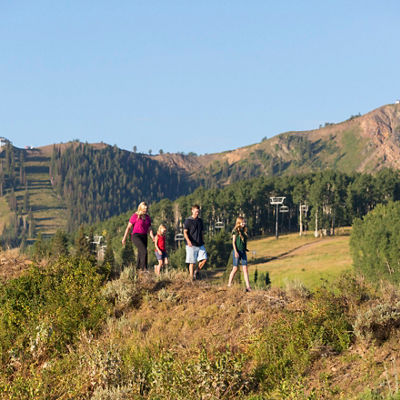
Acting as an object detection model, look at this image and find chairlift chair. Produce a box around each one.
[174,233,184,242]
[270,196,286,205]
[214,221,225,230]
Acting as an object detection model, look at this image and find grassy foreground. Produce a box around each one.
[1,231,400,399]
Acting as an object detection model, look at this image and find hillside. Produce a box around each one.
[2,263,400,399]
[155,103,400,185]
[1,103,400,240]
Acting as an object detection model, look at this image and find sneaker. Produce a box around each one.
[193,269,199,280]
[245,287,252,293]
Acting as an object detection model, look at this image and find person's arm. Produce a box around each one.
[154,234,162,254]
[184,229,192,247]
[232,234,239,257]
[122,222,133,245]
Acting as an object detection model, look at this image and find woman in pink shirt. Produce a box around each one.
[122,202,154,269]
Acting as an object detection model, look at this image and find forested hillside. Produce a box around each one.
[91,168,400,266]
[1,103,400,247]
[49,143,197,231]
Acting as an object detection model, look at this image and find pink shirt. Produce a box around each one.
[129,213,151,235]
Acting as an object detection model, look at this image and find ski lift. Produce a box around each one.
[92,235,103,245]
[279,205,289,213]
[174,232,184,242]
[214,221,225,230]
[300,204,309,213]
[270,196,285,205]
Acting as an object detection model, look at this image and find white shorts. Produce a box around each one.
[185,245,207,264]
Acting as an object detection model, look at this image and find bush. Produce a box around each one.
[0,257,108,362]
[251,288,352,393]
[354,300,400,343]
[351,201,400,284]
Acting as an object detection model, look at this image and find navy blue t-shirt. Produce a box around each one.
[184,217,204,246]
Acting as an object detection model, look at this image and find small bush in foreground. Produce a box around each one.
[0,257,107,364]
[354,300,400,343]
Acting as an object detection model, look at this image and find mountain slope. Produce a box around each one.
[155,103,400,185]
[1,103,400,240]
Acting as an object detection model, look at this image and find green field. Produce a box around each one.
[246,229,352,288]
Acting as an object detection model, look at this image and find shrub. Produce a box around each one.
[149,347,251,399]
[251,289,352,393]
[351,202,400,284]
[354,300,400,343]
[0,257,108,362]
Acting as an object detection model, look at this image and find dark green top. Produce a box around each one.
[232,228,247,252]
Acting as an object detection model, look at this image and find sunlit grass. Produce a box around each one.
[246,230,352,289]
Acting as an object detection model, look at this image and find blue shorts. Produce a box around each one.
[155,251,168,261]
[186,245,207,264]
[232,250,247,267]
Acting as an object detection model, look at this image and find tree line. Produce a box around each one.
[86,168,400,268]
[49,143,197,231]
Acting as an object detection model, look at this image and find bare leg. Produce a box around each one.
[189,263,194,279]
[156,260,163,275]
[198,259,207,270]
[228,266,238,287]
[242,266,251,291]
[164,258,169,273]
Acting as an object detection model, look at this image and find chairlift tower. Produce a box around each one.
[299,203,309,236]
[270,196,285,239]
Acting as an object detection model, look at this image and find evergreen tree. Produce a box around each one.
[254,267,258,285]
[121,239,135,268]
[23,188,30,213]
[51,230,69,258]
[100,244,115,280]
[75,226,95,263]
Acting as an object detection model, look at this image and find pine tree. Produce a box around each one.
[100,244,115,280]
[121,239,135,268]
[75,226,95,264]
[51,230,69,258]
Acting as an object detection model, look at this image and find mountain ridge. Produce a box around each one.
[1,102,400,240]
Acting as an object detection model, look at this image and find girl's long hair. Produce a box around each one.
[233,216,247,241]
[136,202,148,220]
[157,224,167,236]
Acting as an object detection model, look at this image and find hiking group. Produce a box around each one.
[122,202,251,292]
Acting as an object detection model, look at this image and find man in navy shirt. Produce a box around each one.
[183,204,208,280]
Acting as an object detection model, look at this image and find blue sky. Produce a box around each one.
[1,1,400,155]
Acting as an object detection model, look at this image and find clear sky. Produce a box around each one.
[1,1,400,155]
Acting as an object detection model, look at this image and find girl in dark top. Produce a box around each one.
[154,224,168,275]
[122,202,154,269]
[228,216,251,292]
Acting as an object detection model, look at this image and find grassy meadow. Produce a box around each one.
[246,229,352,289]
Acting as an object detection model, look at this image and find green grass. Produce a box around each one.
[334,128,368,172]
[246,230,352,289]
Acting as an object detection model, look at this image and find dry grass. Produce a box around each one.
[0,248,33,282]
[102,270,288,360]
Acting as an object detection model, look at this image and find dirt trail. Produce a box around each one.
[273,237,325,260]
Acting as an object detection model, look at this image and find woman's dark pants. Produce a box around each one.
[132,233,148,269]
